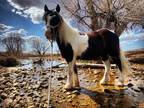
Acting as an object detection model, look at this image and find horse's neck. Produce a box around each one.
[58,19,79,43]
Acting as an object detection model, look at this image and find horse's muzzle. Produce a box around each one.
[45,28,52,40]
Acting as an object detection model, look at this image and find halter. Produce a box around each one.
[47,23,60,29]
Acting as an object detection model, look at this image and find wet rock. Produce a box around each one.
[42,72,47,75]
[20,92,25,97]
[33,91,39,98]
[86,79,89,82]
[0,77,5,83]
[128,83,134,88]
[67,98,72,102]
[80,102,88,106]
[71,94,76,99]
[28,92,33,97]
[41,83,49,88]
[2,72,10,77]
[12,96,21,106]
[9,93,16,99]
[20,82,26,87]
[67,95,72,98]
[12,90,19,95]
[32,84,40,89]
[0,90,3,94]
[27,105,35,108]
[93,79,97,82]
[2,80,9,85]
[104,89,113,93]
[57,76,66,81]
[1,92,8,99]
[13,82,19,87]
[0,84,5,90]
[6,82,12,87]
[132,88,140,92]
[43,103,48,108]
[72,90,80,95]
[138,87,144,92]
[4,88,11,95]
[5,98,13,106]
[62,89,67,93]
[14,104,21,108]
[66,92,71,95]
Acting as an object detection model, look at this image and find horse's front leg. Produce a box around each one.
[64,59,80,90]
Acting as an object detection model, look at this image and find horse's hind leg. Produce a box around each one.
[112,57,124,86]
[100,58,111,85]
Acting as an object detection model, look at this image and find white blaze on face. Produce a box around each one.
[46,15,51,28]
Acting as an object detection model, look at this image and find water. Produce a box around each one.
[19,58,62,70]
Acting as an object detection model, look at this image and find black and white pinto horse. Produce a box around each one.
[43,5,131,90]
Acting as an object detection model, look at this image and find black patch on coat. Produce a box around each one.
[79,29,122,71]
[56,37,73,63]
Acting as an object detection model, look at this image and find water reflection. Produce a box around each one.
[19,58,61,70]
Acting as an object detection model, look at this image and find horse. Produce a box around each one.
[43,4,131,90]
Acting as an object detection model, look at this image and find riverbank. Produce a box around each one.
[0,49,144,108]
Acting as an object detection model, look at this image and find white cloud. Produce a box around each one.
[3,30,25,38]
[120,32,144,42]
[15,10,22,15]
[7,0,57,24]
[11,9,16,12]
[0,23,13,33]
[24,7,44,24]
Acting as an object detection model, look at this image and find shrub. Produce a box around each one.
[0,57,19,67]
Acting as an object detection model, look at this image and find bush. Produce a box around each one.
[0,57,19,67]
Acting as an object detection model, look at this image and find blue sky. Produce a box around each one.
[0,0,144,52]
[0,0,45,37]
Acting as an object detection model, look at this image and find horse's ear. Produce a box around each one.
[56,4,60,13]
[44,5,49,12]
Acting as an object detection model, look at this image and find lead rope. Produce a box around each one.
[47,39,53,108]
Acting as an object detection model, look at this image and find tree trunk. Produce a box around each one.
[85,0,99,31]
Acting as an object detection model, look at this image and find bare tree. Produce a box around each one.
[31,38,50,56]
[58,0,144,36]
[2,33,24,55]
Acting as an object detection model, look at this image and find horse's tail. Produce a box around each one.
[120,49,133,78]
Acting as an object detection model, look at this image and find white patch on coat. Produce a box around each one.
[59,18,88,57]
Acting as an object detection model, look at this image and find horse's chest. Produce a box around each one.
[70,35,89,56]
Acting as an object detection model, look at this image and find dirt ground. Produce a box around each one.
[0,50,144,108]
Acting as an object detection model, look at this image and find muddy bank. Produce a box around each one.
[0,50,144,108]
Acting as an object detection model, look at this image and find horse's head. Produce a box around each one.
[43,4,62,40]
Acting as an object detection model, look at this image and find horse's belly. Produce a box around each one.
[79,48,100,60]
